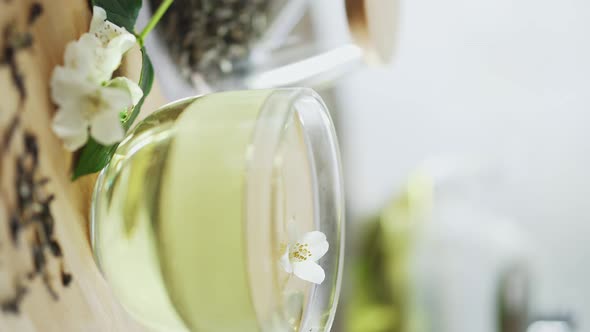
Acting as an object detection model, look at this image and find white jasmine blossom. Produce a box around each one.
[280,222,329,284]
[50,5,141,150]
[51,71,138,150]
[62,7,136,84]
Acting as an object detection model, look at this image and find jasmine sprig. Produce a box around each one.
[67,0,172,180]
[51,7,142,151]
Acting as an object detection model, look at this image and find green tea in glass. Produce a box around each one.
[90,88,344,332]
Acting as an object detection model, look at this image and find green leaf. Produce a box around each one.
[71,138,117,180]
[92,0,142,32]
[72,47,155,180]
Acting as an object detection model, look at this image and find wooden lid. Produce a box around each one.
[345,0,398,65]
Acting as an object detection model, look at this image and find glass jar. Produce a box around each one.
[142,0,398,97]
[90,88,345,332]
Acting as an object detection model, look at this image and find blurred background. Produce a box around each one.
[142,0,590,331]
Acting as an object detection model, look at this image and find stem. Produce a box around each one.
[138,0,173,42]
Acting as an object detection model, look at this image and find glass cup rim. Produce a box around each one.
[245,87,345,331]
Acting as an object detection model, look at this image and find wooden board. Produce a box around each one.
[0,0,165,330]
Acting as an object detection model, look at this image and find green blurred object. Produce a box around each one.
[346,173,433,332]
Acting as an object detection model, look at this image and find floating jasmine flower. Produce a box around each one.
[280,222,329,284]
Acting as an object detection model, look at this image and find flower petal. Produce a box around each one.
[95,47,123,83]
[90,5,135,50]
[61,130,90,151]
[280,250,293,273]
[63,34,119,84]
[293,261,325,284]
[50,66,94,106]
[88,6,136,81]
[64,39,86,71]
[52,109,89,151]
[52,107,88,134]
[64,34,101,72]
[100,85,134,112]
[90,111,125,145]
[89,6,107,33]
[107,33,136,55]
[300,231,329,261]
[107,77,144,105]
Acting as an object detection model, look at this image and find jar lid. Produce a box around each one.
[345,0,398,65]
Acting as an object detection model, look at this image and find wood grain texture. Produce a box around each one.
[0,0,165,330]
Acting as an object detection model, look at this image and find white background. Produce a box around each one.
[309,0,590,330]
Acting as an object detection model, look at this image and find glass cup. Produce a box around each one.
[90,88,345,332]
[141,0,397,98]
